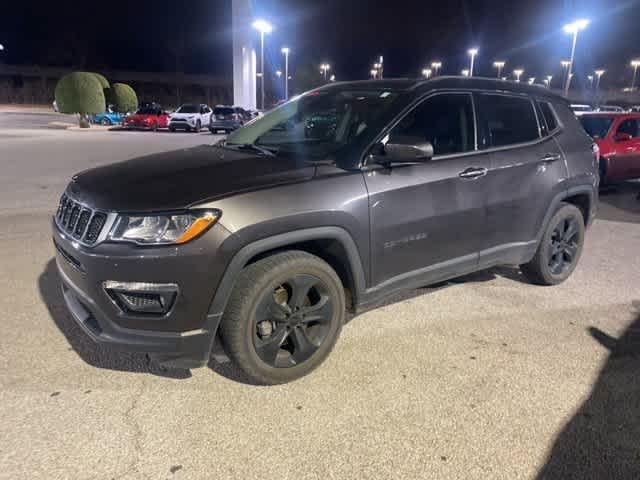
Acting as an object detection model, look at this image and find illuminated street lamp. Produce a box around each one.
[630,59,640,91]
[587,75,594,89]
[493,61,506,78]
[370,69,378,79]
[252,19,273,110]
[378,56,384,79]
[0,44,4,51]
[467,48,479,76]
[563,19,590,96]
[431,61,442,76]
[461,69,470,77]
[513,69,524,82]
[594,69,605,90]
[422,68,432,78]
[546,75,553,88]
[330,74,336,82]
[281,47,290,100]
[320,63,331,81]
[528,77,536,85]
[276,70,282,77]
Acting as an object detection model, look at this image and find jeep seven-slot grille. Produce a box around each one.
[56,194,107,245]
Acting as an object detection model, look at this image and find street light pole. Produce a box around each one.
[493,61,505,78]
[631,59,640,91]
[431,61,442,76]
[595,69,605,90]
[252,19,273,110]
[563,19,589,97]
[468,48,478,76]
[281,47,290,100]
[513,69,524,82]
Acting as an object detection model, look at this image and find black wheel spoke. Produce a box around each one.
[288,275,317,309]
[563,220,578,242]
[255,326,289,364]
[564,243,578,261]
[290,326,317,363]
[300,295,333,324]
[256,293,290,322]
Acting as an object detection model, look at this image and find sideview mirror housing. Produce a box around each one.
[374,141,434,164]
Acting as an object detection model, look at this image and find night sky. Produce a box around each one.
[2,0,640,88]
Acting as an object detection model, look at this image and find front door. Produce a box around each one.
[365,92,491,287]
[612,118,640,178]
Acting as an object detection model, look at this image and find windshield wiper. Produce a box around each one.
[225,143,277,157]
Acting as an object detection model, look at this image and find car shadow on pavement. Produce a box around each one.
[536,302,640,479]
[598,181,640,224]
[38,259,192,379]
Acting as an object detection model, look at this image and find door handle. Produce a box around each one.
[541,153,562,163]
[459,167,488,179]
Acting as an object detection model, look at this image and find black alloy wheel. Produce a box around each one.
[252,274,335,368]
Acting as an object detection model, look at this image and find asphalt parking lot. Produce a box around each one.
[1,112,639,480]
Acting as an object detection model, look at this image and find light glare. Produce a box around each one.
[252,19,273,34]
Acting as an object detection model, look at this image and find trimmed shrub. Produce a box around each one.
[107,83,138,113]
[55,72,106,116]
[91,72,110,90]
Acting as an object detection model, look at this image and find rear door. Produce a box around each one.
[365,92,491,287]
[476,93,567,267]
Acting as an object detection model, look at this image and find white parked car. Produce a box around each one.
[168,104,212,132]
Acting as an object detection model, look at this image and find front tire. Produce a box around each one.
[219,251,345,385]
[520,203,585,285]
[101,118,111,126]
[194,120,201,132]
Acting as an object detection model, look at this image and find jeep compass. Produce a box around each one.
[53,77,598,384]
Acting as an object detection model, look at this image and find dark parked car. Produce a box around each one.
[209,106,247,133]
[579,112,640,183]
[53,77,598,384]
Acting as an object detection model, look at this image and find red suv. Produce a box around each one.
[580,112,640,183]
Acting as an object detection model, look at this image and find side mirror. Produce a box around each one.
[614,132,633,142]
[374,140,434,164]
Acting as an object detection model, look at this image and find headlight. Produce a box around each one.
[108,211,220,245]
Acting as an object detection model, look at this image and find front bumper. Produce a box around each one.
[52,219,231,369]
[169,119,197,130]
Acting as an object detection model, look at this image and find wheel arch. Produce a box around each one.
[208,227,367,317]
[536,185,597,243]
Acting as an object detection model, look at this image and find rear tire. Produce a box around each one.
[151,122,158,132]
[169,126,176,132]
[219,251,345,385]
[520,203,585,285]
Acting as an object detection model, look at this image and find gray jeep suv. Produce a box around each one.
[52,77,598,384]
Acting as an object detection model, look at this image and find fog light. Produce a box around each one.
[103,281,178,315]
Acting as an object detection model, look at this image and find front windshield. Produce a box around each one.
[176,105,199,114]
[226,88,401,161]
[137,107,159,115]
[580,116,614,139]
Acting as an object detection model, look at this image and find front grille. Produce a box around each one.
[55,194,107,245]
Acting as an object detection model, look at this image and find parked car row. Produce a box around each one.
[570,103,630,116]
[91,102,259,133]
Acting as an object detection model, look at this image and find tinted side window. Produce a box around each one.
[539,101,558,132]
[617,119,639,137]
[479,94,539,147]
[390,94,475,156]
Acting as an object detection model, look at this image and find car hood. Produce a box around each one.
[67,145,317,212]
[171,113,199,119]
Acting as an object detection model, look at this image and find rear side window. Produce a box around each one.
[539,102,558,132]
[478,94,539,148]
[214,107,234,115]
[390,93,475,156]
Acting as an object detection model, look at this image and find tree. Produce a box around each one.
[90,73,110,90]
[54,72,106,127]
[107,83,138,113]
